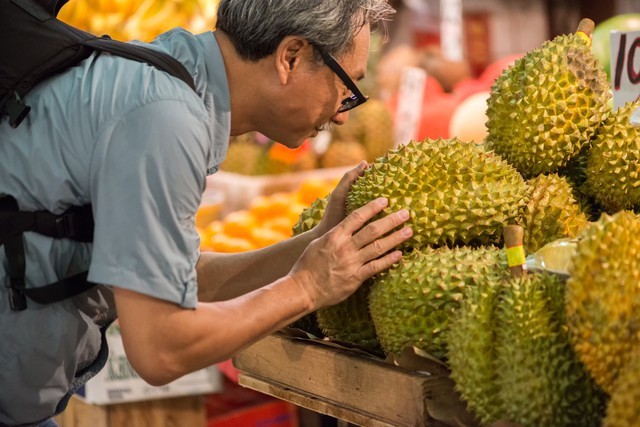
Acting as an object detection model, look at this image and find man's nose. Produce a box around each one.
[330,110,350,126]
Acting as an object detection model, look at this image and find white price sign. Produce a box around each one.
[394,67,427,147]
[440,0,463,62]
[610,30,640,109]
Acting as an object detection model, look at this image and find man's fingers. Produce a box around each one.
[351,208,411,249]
[358,250,404,281]
[360,226,413,262]
[339,197,390,235]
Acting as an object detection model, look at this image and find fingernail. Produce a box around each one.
[376,197,388,207]
[398,209,410,220]
[401,227,413,237]
[392,250,403,261]
[359,160,368,170]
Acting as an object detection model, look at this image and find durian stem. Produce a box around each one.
[576,18,595,36]
[503,225,527,278]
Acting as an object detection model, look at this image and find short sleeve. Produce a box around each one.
[87,99,211,308]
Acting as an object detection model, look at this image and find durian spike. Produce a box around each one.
[503,225,527,278]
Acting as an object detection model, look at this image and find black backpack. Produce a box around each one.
[0,0,197,310]
[1,0,195,128]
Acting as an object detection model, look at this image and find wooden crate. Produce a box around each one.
[233,334,478,427]
[54,395,207,427]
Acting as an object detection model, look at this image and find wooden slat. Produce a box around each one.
[233,335,476,427]
[55,395,207,427]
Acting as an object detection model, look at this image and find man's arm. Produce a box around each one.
[114,196,412,386]
[196,162,371,302]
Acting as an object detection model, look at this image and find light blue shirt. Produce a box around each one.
[0,29,230,425]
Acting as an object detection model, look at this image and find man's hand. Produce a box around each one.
[314,161,368,237]
[289,196,412,309]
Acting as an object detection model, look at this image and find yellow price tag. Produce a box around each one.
[506,245,526,267]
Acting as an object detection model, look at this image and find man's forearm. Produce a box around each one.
[196,228,318,301]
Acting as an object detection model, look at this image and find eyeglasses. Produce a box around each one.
[314,45,368,113]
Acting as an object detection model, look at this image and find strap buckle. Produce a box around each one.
[5,275,27,311]
[5,91,31,128]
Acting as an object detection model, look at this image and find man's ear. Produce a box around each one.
[275,36,309,85]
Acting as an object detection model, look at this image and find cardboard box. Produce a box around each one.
[75,323,223,405]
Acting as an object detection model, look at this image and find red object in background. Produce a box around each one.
[206,377,299,427]
[216,359,240,383]
[451,77,491,101]
[478,53,524,87]
[416,93,460,140]
[463,12,492,77]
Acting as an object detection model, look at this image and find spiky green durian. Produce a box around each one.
[485,22,611,177]
[495,273,604,427]
[346,138,530,249]
[583,100,640,213]
[604,353,640,427]
[447,276,503,424]
[521,173,589,253]
[369,246,509,359]
[291,195,329,236]
[449,273,605,426]
[566,210,640,393]
[315,280,381,353]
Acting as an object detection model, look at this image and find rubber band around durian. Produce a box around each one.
[576,31,592,46]
[506,245,526,267]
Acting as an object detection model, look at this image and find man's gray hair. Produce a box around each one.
[216,0,395,62]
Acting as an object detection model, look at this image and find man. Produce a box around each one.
[0,0,411,425]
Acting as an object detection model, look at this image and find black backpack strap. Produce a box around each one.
[24,271,95,305]
[83,37,196,92]
[3,198,28,310]
[1,195,96,310]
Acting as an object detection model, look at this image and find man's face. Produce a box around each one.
[269,25,371,148]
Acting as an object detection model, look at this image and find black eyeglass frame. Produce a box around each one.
[313,45,368,113]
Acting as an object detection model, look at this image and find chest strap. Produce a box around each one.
[1,195,96,311]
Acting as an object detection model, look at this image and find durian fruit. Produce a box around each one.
[565,210,640,393]
[494,273,604,427]
[316,280,381,354]
[485,19,611,177]
[346,138,530,250]
[356,99,396,162]
[291,195,379,351]
[320,138,368,168]
[520,173,589,253]
[220,133,264,175]
[369,245,509,360]
[583,100,640,213]
[448,272,605,426]
[291,195,329,236]
[558,147,601,220]
[603,351,640,427]
[331,98,395,163]
[447,277,503,423]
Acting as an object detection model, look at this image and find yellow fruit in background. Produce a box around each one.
[222,210,257,239]
[297,178,334,205]
[208,233,256,253]
[249,193,293,220]
[262,217,296,236]
[251,227,290,248]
